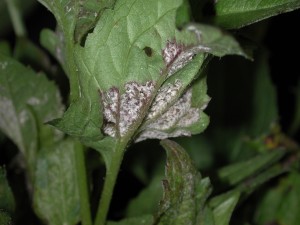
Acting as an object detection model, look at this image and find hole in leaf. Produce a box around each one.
[143,46,153,57]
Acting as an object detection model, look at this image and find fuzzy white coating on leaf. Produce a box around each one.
[102,81,155,137]
[147,79,183,120]
[135,88,202,142]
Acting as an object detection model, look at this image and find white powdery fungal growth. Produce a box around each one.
[162,40,211,77]
[102,81,155,137]
[147,79,182,120]
[135,88,203,142]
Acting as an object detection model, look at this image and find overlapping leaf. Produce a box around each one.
[33,139,81,225]
[215,0,300,29]
[0,54,64,174]
[51,0,245,150]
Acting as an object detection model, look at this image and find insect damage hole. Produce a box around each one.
[143,46,153,57]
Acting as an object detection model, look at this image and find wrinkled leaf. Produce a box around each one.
[33,139,81,225]
[154,139,212,224]
[107,215,153,225]
[255,172,300,225]
[0,55,64,174]
[218,149,285,186]
[126,175,163,217]
[215,0,300,29]
[0,168,15,214]
[37,0,116,43]
[56,0,245,149]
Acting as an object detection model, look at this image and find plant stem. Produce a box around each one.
[94,141,127,225]
[5,0,26,37]
[74,143,92,225]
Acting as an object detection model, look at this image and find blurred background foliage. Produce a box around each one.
[0,0,300,224]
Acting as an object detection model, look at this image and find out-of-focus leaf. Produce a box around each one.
[0,210,12,225]
[154,139,212,224]
[107,215,153,225]
[0,54,64,174]
[218,149,285,186]
[206,52,278,162]
[33,139,81,225]
[176,0,192,28]
[255,172,300,225]
[0,0,36,36]
[126,175,163,217]
[14,38,53,74]
[215,0,300,29]
[0,168,15,214]
[0,41,11,56]
[210,191,240,225]
[289,79,300,135]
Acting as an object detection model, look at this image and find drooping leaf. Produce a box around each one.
[215,0,300,29]
[33,139,81,225]
[0,54,64,174]
[107,215,153,225]
[154,139,212,224]
[255,172,300,225]
[0,168,15,215]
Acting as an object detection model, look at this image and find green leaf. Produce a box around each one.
[0,168,15,214]
[218,149,285,186]
[215,0,300,29]
[210,191,240,225]
[155,139,212,224]
[289,79,300,135]
[0,41,11,56]
[0,210,12,225]
[0,54,64,175]
[126,175,163,217]
[37,0,116,43]
[255,172,300,225]
[33,139,81,225]
[107,215,153,225]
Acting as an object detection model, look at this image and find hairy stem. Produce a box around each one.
[5,0,26,37]
[94,141,127,225]
[74,143,92,225]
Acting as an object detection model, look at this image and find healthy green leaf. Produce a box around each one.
[210,191,240,225]
[218,149,285,186]
[215,0,300,29]
[0,54,64,174]
[107,215,153,225]
[0,168,15,214]
[33,139,81,225]
[154,139,212,225]
[255,172,300,225]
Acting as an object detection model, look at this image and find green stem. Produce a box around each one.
[5,0,26,37]
[74,143,92,225]
[94,141,127,225]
